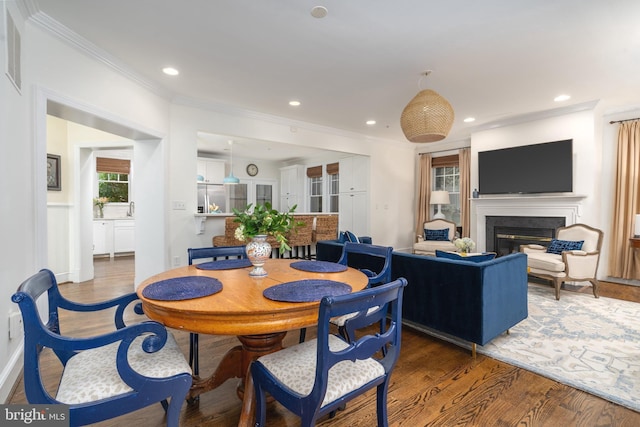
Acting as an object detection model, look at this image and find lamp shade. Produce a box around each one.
[223,173,239,185]
[430,190,450,205]
[635,214,640,237]
[401,89,454,143]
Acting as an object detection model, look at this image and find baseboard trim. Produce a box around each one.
[1,343,23,404]
[605,276,640,287]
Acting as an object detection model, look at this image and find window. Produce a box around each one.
[307,165,323,213]
[328,173,339,212]
[432,155,460,225]
[327,162,339,213]
[309,177,323,212]
[98,172,129,202]
[97,157,131,202]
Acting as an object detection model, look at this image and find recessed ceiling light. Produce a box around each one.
[366,120,376,125]
[289,100,301,106]
[463,117,476,123]
[554,94,571,102]
[162,67,179,76]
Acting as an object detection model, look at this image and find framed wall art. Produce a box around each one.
[47,154,61,191]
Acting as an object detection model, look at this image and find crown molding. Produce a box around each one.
[26,10,171,100]
[468,100,600,134]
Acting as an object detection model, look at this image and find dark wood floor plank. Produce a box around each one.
[8,256,640,426]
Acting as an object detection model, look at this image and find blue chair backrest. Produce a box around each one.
[315,278,407,388]
[188,245,246,265]
[337,242,393,286]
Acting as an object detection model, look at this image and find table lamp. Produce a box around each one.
[430,190,450,220]
[635,214,640,237]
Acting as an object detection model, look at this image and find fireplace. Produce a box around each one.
[486,216,566,256]
[472,195,585,253]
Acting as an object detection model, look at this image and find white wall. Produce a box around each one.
[0,12,171,402]
[0,2,32,403]
[469,108,611,276]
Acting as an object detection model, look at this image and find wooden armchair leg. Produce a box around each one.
[590,279,600,298]
[553,278,562,300]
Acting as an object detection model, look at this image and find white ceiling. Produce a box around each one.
[29,1,640,159]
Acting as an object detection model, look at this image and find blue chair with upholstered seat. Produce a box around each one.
[337,242,393,286]
[299,242,393,343]
[187,245,247,375]
[331,242,393,340]
[251,277,407,427]
[11,269,192,427]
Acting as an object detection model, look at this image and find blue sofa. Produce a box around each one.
[316,241,528,353]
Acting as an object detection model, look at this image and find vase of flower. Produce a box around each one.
[245,235,272,277]
[93,197,108,219]
[232,202,303,277]
[454,237,476,254]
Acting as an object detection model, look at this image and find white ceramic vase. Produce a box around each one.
[245,234,271,277]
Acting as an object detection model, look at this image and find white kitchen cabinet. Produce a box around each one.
[93,220,114,256]
[113,220,135,253]
[338,156,369,236]
[339,191,369,237]
[339,156,369,193]
[93,219,135,257]
[197,158,225,183]
[279,165,305,211]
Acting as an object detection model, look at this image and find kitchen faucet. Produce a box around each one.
[127,201,135,217]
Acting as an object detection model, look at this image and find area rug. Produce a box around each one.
[478,284,640,412]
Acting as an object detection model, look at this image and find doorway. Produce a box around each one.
[37,90,166,288]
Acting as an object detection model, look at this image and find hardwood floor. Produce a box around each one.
[9,256,640,426]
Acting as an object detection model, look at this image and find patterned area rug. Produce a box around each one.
[478,284,640,412]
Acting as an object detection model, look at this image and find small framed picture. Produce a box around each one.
[47,154,61,191]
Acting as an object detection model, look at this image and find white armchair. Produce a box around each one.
[521,223,603,300]
[413,219,458,256]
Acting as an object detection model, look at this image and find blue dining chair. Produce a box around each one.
[187,245,246,376]
[337,242,393,286]
[251,277,408,427]
[299,242,393,343]
[11,269,192,427]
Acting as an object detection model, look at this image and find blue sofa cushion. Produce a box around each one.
[546,239,584,254]
[435,250,496,263]
[425,228,449,241]
[345,230,360,243]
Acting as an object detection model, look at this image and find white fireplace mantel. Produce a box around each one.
[472,194,587,252]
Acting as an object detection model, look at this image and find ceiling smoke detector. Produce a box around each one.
[311,6,328,19]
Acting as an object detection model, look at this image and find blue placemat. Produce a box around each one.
[263,279,352,303]
[142,276,223,301]
[290,260,348,273]
[196,258,252,270]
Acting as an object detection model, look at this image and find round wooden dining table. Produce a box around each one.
[137,258,368,426]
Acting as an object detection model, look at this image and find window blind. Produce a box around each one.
[96,157,130,174]
[306,165,322,178]
[326,162,339,175]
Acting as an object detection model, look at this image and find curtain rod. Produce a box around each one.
[609,117,640,124]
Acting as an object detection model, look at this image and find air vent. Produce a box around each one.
[5,9,21,92]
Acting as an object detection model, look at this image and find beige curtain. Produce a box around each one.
[608,120,640,279]
[459,147,471,237]
[415,154,432,236]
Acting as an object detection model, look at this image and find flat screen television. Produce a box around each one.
[478,139,573,195]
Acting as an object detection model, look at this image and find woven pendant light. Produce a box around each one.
[400,72,454,143]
